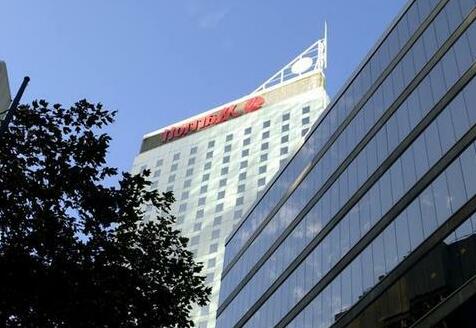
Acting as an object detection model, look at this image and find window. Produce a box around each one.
[282,124,289,132]
[215,203,224,212]
[176,216,184,225]
[217,191,225,200]
[202,173,210,182]
[224,144,232,153]
[208,140,215,148]
[153,169,161,177]
[262,131,270,139]
[150,181,158,189]
[190,235,199,246]
[213,216,222,226]
[190,146,198,155]
[302,106,310,114]
[188,157,196,166]
[200,185,208,194]
[194,223,202,232]
[204,162,212,170]
[166,185,173,192]
[205,273,214,283]
[237,184,245,193]
[173,153,180,161]
[261,142,269,151]
[260,154,268,162]
[156,159,163,166]
[219,179,227,187]
[244,127,252,135]
[282,113,290,121]
[259,165,267,174]
[302,117,310,125]
[206,151,213,159]
[240,161,248,169]
[280,147,288,155]
[211,230,220,239]
[198,197,206,206]
[236,197,244,206]
[179,203,187,213]
[196,209,204,219]
[223,156,230,164]
[239,172,247,181]
[168,175,175,183]
[209,243,218,253]
[226,134,233,142]
[186,168,193,177]
[302,128,309,136]
[281,135,289,143]
[207,258,216,268]
[242,149,249,157]
[170,163,178,172]
[263,120,270,128]
[221,167,229,175]
[243,138,251,146]
[183,179,191,188]
[181,191,189,200]
[258,177,266,187]
[234,209,243,219]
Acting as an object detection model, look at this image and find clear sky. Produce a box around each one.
[1,0,406,174]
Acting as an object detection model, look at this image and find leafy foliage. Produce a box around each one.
[0,100,210,327]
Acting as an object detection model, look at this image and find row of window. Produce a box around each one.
[221,0,474,280]
[150,114,312,171]
[285,150,476,328]
[222,0,442,268]
[219,17,476,312]
[150,140,294,179]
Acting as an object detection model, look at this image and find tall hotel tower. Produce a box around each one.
[217,0,476,327]
[131,34,329,327]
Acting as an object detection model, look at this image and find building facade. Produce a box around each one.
[131,38,329,328]
[0,61,11,118]
[217,0,476,327]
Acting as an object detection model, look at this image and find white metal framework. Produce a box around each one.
[253,23,328,94]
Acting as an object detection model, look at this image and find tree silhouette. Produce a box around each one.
[0,100,210,327]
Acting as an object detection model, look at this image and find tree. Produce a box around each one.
[0,100,210,327]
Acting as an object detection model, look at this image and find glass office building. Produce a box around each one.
[0,61,11,118]
[217,0,476,327]
[131,37,329,328]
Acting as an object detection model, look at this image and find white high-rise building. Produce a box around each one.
[131,34,329,328]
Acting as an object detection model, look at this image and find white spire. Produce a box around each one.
[252,23,328,94]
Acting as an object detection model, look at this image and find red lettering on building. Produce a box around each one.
[160,96,266,143]
[244,96,265,113]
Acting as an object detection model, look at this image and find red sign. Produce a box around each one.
[160,96,265,143]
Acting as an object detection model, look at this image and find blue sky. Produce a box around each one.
[1,0,406,174]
